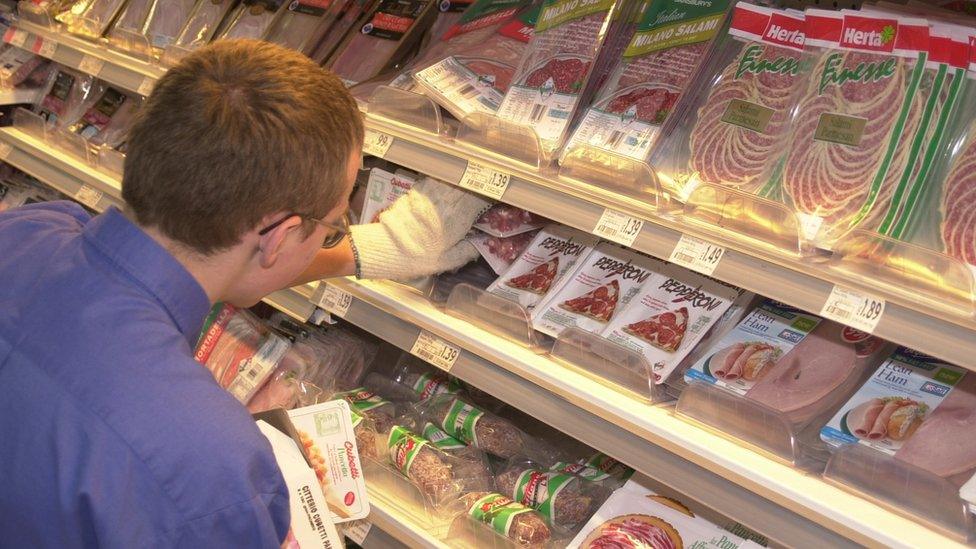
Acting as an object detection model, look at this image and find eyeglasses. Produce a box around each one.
[258,212,350,249]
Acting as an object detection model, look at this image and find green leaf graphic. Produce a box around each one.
[881,25,895,44]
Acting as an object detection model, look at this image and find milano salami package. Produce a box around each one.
[647,3,808,201]
[603,266,740,385]
[562,0,731,164]
[530,243,664,338]
[486,223,599,310]
[783,10,932,250]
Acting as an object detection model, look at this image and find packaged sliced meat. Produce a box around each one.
[473,203,547,237]
[66,87,141,149]
[194,304,295,405]
[329,0,437,86]
[34,68,98,129]
[265,0,341,53]
[0,45,44,87]
[427,0,475,45]
[359,167,418,223]
[562,0,731,164]
[495,458,611,533]
[468,229,539,274]
[648,3,809,202]
[173,0,238,51]
[143,0,199,51]
[276,321,377,390]
[419,394,534,459]
[530,243,665,338]
[495,0,622,154]
[247,352,320,413]
[821,347,968,459]
[219,0,287,40]
[569,479,762,549]
[59,0,128,37]
[449,491,552,546]
[431,257,498,302]
[783,10,931,249]
[107,0,154,46]
[310,0,380,65]
[487,223,599,311]
[603,266,741,385]
[412,0,538,120]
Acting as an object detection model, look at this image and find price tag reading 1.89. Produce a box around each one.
[820,285,886,334]
[362,129,393,158]
[410,331,460,372]
[593,208,643,247]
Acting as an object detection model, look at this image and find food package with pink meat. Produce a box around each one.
[265,0,342,53]
[0,45,44,88]
[683,299,890,429]
[66,87,142,149]
[469,228,539,274]
[474,203,547,237]
[58,0,128,38]
[195,303,299,406]
[783,10,933,250]
[568,478,762,549]
[495,0,624,154]
[108,0,197,54]
[411,0,539,120]
[271,316,377,390]
[602,265,741,387]
[219,0,288,40]
[359,167,418,223]
[34,67,99,129]
[486,223,599,311]
[170,0,239,53]
[647,3,809,202]
[329,0,437,86]
[561,0,732,164]
[530,242,665,339]
[448,491,553,546]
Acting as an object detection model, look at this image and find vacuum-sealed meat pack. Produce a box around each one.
[172,0,238,51]
[265,0,340,53]
[474,203,547,237]
[220,0,287,40]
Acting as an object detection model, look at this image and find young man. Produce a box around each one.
[0,40,488,547]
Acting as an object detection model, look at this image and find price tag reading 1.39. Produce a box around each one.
[362,129,393,158]
[820,285,886,334]
[668,234,725,276]
[314,282,353,318]
[593,208,643,247]
[458,161,510,199]
[411,331,460,372]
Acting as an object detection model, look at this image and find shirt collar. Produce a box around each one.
[83,207,212,347]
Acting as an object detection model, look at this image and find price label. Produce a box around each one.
[820,285,885,334]
[0,142,12,160]
[341,520,372,544]
[35,37,58,58]
[78,55,105,76]
[314,282,353,318]
[410,331,460,372]
[137,76,155,96]
[6,28,28,48]
[74,185,103,210]
[458,161,510,199]
[362,129,393,158]
[593,208,643,247]
[668,234,725,276]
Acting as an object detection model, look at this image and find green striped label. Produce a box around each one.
[441,399,484,446]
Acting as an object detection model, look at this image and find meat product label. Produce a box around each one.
[685,299,821,395]
[821,347,967,456]
[411,371,463,399]
[564,0,730,162]
[440,398,485,445]
[550,461,611,482]
[487,224,599,310]
[531,242,665,338]
[359,168,417,224]
[467,493,535,536]
[387,426,430,475]
[423,421,467,450]
[604,266,740,385]
[333,388,393,413]
[512,469,578,525]
[363,0,426,40]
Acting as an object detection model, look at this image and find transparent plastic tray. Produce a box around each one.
[97,146,124,176]
[456,112,549,170]
[830,229,976,319]
[558,144,667,213]
[550,327,666,403]
[447,512,557,549]
[823,444,975,541]
[444,283,541,348]
[17,1,58,27]
[107,27,153,61]
[160,44,193,67]
[367,85,445,136]
[363,455,449,525]
[54,128,94,164]
[13,107,48,141]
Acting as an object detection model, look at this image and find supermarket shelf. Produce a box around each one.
[263,284,316,323]
[362,114,976,373]
[0,86,43,105]
[0,126,123,211]
[295,277,967,549]
[6,21,164,95]
[364,487,448,549]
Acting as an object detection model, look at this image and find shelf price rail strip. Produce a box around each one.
[320,277,967,549]
[362,487,448,549]
[362,115,976,373]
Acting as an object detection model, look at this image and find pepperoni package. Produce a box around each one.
[473,203,547,237]
[647,3,810,202]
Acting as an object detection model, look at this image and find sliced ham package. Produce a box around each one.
[530,242,665,338]
[172,0,238,52]
[486,223,599,310]
[473,203,547,237]
[561,0,732,164]
[219,0,288,40]
[359,167,418,223]
[495,0,623,154]
[468,229,539,274]
[265,0,341,53]
[603,267,741,385]
[647,3,809,201]
[66,87,141,149]
[783,10,932,249]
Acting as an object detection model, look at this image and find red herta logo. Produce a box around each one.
[762,12,804,49]
[394,437,415,469]
[420,377,443,399]
[521,471,549,506]
[840,15,897,53]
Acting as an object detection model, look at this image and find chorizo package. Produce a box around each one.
[449,491,552,546]
[418,394,536,459]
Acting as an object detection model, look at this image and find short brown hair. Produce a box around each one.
[122,39,363,254]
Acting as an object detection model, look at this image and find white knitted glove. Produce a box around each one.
[349,177,491,281]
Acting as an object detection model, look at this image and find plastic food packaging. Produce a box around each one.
[66,87,141,149]
[34,68,98,129]
[265,0,341,52]
[427,0,474,45]
[172,0,238,52]
[332,386,399,433]
[647,3,809,202]
[58,0,128,38]
[275,319,377,390]
[219,0,287,40]
[431,257,499,302]
[350,408,382,460]
[392,353,466,400]
[486,223,600,311]
[396,408,495,482]
[362,371,424,404]
[474,203,547,237]
[419,394,537,459]
[247,353,324,413]
[530,243,665,339]
[561,0,732,164]
[783,9,932,250]
[359,167,418,223]
[310,0,380,65]
[468,229,539,275]
[0,46,44,88]
[448,491,552,546]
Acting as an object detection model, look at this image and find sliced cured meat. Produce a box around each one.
[940,122,976,267]
[559,280,619,322]
[506,258,558,294]
[710,342,747,379]
[848,397,886,438]
[868,398,909,440]
[895,373,976,478]
[621,306,688,352]
[173,0,237,51]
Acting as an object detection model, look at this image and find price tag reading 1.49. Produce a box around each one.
[668,234,725,276]
[314,282,353,318]
[593,208,643,247]
[362,129,393,158]
[820,285,886,334]
[458,161,510,199]
[410,331,460,372]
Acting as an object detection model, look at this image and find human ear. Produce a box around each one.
[257,214,303,269]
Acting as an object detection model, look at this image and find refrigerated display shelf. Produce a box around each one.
[361,487,448,549]
[303,277,966,549]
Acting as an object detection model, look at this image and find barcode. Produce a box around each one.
[417,349,435,361]
[607,130,625,149]
[825,305,851,320]
[673,253,696,264]
[529,103,547,123]
[458,83,478,98]
[247,369,259,380]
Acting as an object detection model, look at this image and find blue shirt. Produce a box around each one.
[0,202,290,548]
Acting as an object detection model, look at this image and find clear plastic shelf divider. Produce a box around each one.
[17,3,58,28]
[108,28,153,62]
[65,16,109,40]
[54,129,94,164]
[549,327,664,403]
[455,113,548,170]
[829,229,976,319]
[558,144,667,213]
[160,44,194,68]
[362,457,446,525]
[823,444,974,541]
[366,86,444,136]
[13,107,49,141]
[682,182,805,257]
[97,146,125,176]
[443,283,539,348]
